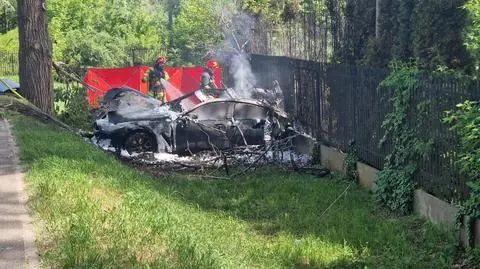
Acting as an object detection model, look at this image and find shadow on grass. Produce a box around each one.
[9,114,457,268]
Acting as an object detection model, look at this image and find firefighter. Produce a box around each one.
[143,55,169,103]
[198,59,220,100]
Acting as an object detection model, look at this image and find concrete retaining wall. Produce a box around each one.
[413,189,458,228]
[357,162,378,191]
[320,145,346,173]
[413,189,480,247]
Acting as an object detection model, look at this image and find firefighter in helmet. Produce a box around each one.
[199,59,220,99]
[143,55,169,103]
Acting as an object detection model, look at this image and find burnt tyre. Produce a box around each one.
[123,131,157,154]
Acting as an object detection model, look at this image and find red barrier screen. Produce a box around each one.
[84,66,223,107]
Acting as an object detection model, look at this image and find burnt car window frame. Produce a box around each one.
[233,102,268,120]
[184,101,233,121]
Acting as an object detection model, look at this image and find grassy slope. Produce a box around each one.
[9,113,457,268]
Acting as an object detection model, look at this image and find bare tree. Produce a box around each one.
[17,0,53,114]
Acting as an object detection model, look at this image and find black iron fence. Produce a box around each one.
[250,54,479,203]
[0,52,18,76]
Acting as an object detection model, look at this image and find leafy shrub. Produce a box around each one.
[374,63,432,214]
[444,100,480,246]
[61,29,129,67]
[344,142,359,182]
[55,85,93,131]
[464,0,480,66]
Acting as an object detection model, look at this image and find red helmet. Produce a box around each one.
[206,59,219,70]
[156,56,166,65]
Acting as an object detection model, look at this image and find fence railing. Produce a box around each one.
[250,54,479,203]
[0,52,18,76]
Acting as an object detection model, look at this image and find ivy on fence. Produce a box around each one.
[444,100,480,246]
[374,63,433,215]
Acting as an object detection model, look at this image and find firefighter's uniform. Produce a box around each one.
[143,60,169,103]
[198,60,220,100]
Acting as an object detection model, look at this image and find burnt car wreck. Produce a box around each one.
[93,86,312,159]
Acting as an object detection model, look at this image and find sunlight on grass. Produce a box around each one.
[9,113,457,268]
[0,74,18,82]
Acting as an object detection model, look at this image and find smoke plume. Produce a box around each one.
[229,53,256,97]
[213,8,257,98]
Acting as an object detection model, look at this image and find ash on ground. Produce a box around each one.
[88,137,324,177]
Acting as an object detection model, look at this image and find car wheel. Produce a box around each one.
[124,131,157,154]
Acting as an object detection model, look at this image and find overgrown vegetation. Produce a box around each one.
[47,0,168,67]
[0,0,16,35]
[1,0,476,68]
[54,84,93,130]
[9,112,458,268]
[0,0,233,67]
[444,100,480,247]
[344,142,358,182]
[465,0,480,69]
[374,63,432,214]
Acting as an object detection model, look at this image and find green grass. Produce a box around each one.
[0,28,19,54]
[0,74,18,82]
[9,113,458,268]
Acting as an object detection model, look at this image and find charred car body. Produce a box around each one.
[93,87,302,155]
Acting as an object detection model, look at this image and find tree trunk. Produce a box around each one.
[17,0,53,114]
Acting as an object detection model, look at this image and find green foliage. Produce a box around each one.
[464,0,480,66]
[444,100,480,246]
[0,0,17,33]
[60,29,128,67]
[345,143,359,181]
[8,113,457,268]
[412,0,471,69]
[364,0,471,69]
[374,63,432,214]
[0,28,18,53]
[362,0,391,67]
[48,0,166,67]
[54,85,93,130]
[170,0,226,65]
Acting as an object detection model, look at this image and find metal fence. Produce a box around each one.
[0,52,18,76]
[250,54,479,203]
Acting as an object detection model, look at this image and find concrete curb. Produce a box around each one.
[0,119,40,269]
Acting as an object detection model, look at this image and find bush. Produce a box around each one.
[60,29,129,67]
[374,63,432,214]
[55,85,93,131]
[444,100,480,246]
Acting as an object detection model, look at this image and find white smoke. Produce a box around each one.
[229,53,256,97]
[213,8,258,98]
